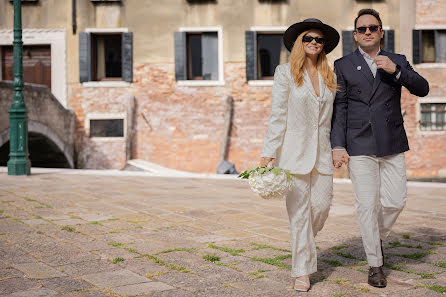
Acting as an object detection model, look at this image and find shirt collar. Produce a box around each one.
[358,46,381,59]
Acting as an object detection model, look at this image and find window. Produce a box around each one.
[342,29,395,56]
[92,34,122,81]
[174,28,222,84]
[245,28,288,82]
[90,119,124,137]
[413,30,446,64]
[420,103,446,131]
[186,32,218,80]
[79,30,132,83]
[257,34,288,79]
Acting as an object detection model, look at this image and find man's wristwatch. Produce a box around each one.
[392,64,401,77]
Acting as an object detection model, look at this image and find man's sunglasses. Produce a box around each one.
[302,35,325,44]
[356,25,380,34]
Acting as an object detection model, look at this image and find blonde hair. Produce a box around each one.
[289,30,337,93]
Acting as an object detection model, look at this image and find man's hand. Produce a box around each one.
[260,157,275,167]
[332,150,350,169]
[374,56,396,75]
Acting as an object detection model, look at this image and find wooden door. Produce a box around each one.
[1,45,51,89]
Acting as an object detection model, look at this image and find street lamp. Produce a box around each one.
[7,0,30,175]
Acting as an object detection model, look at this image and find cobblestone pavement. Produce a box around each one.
[0,172,445,297]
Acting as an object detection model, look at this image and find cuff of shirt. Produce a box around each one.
[396,72,401,80]
[332,146,346,151]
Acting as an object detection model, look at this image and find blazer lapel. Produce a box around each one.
[349,48,374,86]
[369,51,386,100]
[303,70,317,99]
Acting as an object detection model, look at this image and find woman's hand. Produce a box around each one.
[260,157,275,167]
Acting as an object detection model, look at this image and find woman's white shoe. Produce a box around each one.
[294,276,310,292]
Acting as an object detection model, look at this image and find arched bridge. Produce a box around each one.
[0,81,75,168]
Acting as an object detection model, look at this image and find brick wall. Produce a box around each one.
[416,0,446,25]
[68,62,445,179]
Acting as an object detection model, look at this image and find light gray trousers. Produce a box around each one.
[286,168,333,277]
[348,153,407,267]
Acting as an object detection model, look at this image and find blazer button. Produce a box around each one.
[358,90,361,94]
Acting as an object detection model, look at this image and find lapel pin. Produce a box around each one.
[357,66,362,71]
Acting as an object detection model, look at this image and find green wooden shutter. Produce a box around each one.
[384,29,395,53]
[342,30,354,56]
[435,30,446,63]
[79,32,92,82]
[412,30,422,64]
[245,31,257,81]
[122,32,133,82]
[174,32,187,80]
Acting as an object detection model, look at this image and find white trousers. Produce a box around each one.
[286,168,333,277]
[348,153,407,267]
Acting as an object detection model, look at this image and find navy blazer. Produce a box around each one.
[330,49,429,157]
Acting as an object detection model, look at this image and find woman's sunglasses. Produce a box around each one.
[302,35,325,44]
[356,25,380,34]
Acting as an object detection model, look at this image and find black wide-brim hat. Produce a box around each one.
[283,18,340,54]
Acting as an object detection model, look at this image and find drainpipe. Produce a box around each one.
[72,0,77,34]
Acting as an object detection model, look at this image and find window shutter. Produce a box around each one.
[435,30,446,63]
[384,29,395,53]
[174,32,187,81]
[412,30,422,64]
[201,32,219,80]
[245,30,257,81]
[342,30,354,56]
[79,32,92,83]
[122,32,133,82]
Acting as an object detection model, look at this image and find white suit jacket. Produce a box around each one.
[261,63,335,175]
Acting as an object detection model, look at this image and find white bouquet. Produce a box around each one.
[238,166,293,200]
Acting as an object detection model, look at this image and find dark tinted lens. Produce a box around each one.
[302,36,313,43]
[357,27,367,34]
[369,25,379,32]
[302,36,325,44]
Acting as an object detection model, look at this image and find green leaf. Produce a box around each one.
[271,167,280,176]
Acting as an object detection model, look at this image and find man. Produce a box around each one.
[331,9,429,288]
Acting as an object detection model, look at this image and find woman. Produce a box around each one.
[259,18,340,292]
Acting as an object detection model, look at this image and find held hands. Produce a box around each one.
[332,150,350,169]
[260,157,275,167]
[374,56,396,75]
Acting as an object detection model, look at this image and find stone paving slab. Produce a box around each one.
[81,269,151,288]
[12,262,66,279]
[0,288,58,297]
[0,173,445,296]
[111,281,174,296]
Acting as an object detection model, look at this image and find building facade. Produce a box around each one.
[0,0,444,179]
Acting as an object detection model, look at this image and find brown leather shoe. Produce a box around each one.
[368,266,387,288]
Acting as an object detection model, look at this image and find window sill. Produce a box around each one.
[417,129,446,135]
[248,80,274,87]
[82,81,130,88]
[415,63,446,69]
[176,80,225,87]
[89,137,126,141]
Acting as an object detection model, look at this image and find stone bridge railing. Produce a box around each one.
[0,81,76,168]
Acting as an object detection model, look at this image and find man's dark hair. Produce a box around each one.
[354,8,383,29]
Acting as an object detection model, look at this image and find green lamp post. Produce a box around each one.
[8,0,30,175]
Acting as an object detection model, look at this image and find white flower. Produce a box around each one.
[247,168,293,200]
